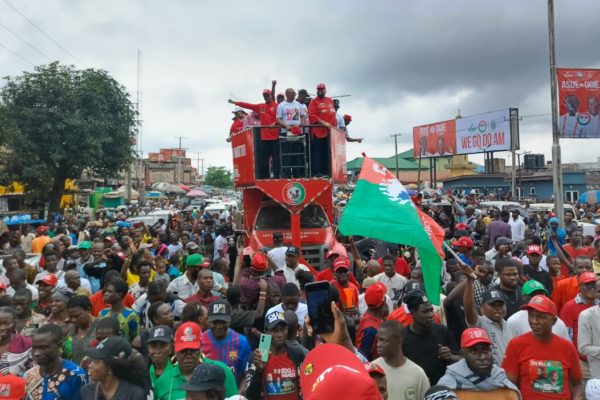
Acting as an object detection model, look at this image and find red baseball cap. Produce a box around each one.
[343,114,352,123]
[527,245,542,255]
[521,295,557,317]
[461,327,493,349]
[325,250,339,259]
[36,226,48,234]
[301,343,381,400]
[104,236,117,245]
[36,274,58,287]
[333,257,351,271]
[364,282,387,308]
[0,373,26,400]
[174,322,201,353]
[251,253,268,272]
[366,362,386,377]
[451,236,474,248]
[579,271,597,284]
[316,83,326,90]
[262,89,271,95]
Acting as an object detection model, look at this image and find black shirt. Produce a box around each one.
[523,265,553,296]
[402,323,459,385]
[492,284,525,319]
[80,381,146,400]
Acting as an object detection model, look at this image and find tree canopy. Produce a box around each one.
[0,62,137,212]
[204,166,232,188]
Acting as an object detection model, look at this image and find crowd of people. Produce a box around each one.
[0,193,600,399]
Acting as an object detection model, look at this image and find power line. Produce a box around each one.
[0,40,34,66]
[0,19,51,60]
[3,0,84,66]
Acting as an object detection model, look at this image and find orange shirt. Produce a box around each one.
[308,97,337,138]
[330,280,359,311]
[90,291,136,317]
[31,236,50,254]
[552,276,579,312]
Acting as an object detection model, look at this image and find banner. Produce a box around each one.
[413,109,517,158]
[557,68,600,138]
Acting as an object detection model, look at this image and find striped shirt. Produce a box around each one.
[201,329,252,382]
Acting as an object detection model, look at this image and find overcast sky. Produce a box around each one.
[1,0,600,174]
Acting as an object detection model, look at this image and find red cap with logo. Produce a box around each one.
[333,257,351,271]
[521,295,557,317]
[0,373,26,399]
[364,282,387,308]
[301,343,381,400]
[174,322,202,353]
[527,245,543,255]
[579,271,597,284]
[451,236,474,248]
[251,253,268,272]
[37,274,58,287]
[461,327,493,348]
[316,83,326,90]
[366,362,386,377]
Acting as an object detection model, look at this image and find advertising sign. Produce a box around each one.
[329,127,348,183]
[557,68,600,138]
[412,109,517,158]
[231,128,255,187]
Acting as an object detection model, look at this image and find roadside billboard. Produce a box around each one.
[557,68,600,138]
[412,108,518,158]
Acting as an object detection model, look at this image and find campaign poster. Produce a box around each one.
[557,68,600,138]
[455,109,512,154]
[412,119,456,158]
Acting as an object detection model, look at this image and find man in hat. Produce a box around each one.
[506,279,570,340]
[239,252,285,310]
[307,83,337,177]
[316,250,360,287]
[523,244,553,295]
[34,274,57,317]
[508,209,525,243]
[229,107,248,139]
[155,322,238,399]
[282,246,309,288]
[31,226,50,254]
[373,320,430,400]
[267,232,287,271]
[202,299,252,382]
[330,256,360,318]
[228,82,281,179]
[553,256,594,311]
[180,363,229,400]
[168,253,207,299]
[356,282,387,361]
[242,310,306,399]
[451,236,474,267]
[438,328,520,399]
[503,295,583,399]
[147,325,174,387]
[485,236,512,262]
[402,290,460,385]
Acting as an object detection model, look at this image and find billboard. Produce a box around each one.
[557,68,600,138]
[412,108,518,158]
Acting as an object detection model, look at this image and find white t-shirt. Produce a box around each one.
[267,302,308,327]
[214,235,228,261]
[276,100,306,127]
[7,283,38,301]
[267,247,288,271]
[374,272,408,304]
[336,112,346,129]
[506,309,570,341]
[283,264,310,288]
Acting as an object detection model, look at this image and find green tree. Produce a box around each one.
[0,62,136,212]
[204,166,232,188]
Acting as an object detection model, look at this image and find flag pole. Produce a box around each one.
[442,241,477,279]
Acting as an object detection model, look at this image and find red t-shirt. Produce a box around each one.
[308,97,336,138]
[185,293,221,308]
[551,276,579,312]
[561,245,595,277]
[262,352,300,400]
[230,119,244,135]
[355,313,383,360]
[559,298,594,360]
[377,257,410,277]
[502,332,582,399]
[315,268,360,288]
[330,280,359,311]
[90,291,136,317]
[233,101,279,140]
[387,304,442,327]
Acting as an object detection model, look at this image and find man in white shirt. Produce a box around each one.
[267,232,287,271]
[375,255,407,306]
[213,228,228,262]
[266,283,308,327]
[282,246,309,288]
[508,209,525,243]
[276,88,307,178]
[167,254,207,298]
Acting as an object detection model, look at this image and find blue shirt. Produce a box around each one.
[24,359,87,400]
[547,227,566,256]
[201,329,252,382]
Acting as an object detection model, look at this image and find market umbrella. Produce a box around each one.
[186,189,208,198]
[145,191,166,199]
[179,184,192,192]
[151,182,169,191]
[162,184,185,194]
[578,191,600,205]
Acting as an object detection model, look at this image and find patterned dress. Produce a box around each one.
[23,358,87,399]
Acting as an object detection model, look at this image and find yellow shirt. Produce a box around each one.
[593,259,600,275]
[126,269,155,287]
[455,388,519,400]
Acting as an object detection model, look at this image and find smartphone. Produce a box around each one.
[259,334,272,362]
[305,281,334,335]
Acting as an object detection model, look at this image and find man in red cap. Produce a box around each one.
[33,274,57,317]
[523,244,553,295]
[367,363,389,400]
[300,343,383,400]
[560,271,597,379]
[228,107,247,139]
[438,328,520,399]
[330,256,360,319]
[356,282,387,361]
[31,226,50,254]
[228,81,281,179]
[553,256,594,311]
[316,250,360,287]
[502,295,583,399]
[451,236,474,267]
[307,83,337,177]
[239,252,285,310]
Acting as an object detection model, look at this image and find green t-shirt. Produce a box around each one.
[150,360,176,389]
[154,358,238,400]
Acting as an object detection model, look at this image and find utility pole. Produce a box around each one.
[175,136,187,183]
[548,0,564,226]
[390,133,401,179]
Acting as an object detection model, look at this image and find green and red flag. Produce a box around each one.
[339,156,445,304]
